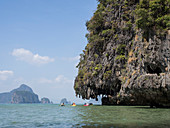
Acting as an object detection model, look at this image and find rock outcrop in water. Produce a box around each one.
[0,84,40,104]
[60,98,71,104]
[74,0,170,107]
[41,97,51,104]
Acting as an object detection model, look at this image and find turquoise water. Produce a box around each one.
[0,104,170,128]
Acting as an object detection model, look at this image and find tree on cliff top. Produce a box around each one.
[135,0,170,39]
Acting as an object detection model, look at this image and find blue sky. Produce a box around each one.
[0,0,98,103]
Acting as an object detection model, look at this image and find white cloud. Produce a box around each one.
[0,70,13,80]
[39,78,53,84]
[38,75,73,85]
[55,75,73,84]
[55,75,63,82]
[12,48,54,65]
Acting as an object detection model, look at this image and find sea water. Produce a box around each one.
[0,104,170,128]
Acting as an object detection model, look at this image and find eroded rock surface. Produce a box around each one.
[74,0,170,107]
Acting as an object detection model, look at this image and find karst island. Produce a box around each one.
[74,0,170,108]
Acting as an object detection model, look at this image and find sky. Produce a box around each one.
[0,0,98,103]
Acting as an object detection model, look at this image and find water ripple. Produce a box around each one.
[0,104,170,128]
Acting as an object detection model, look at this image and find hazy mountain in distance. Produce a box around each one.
[0,84,40,104]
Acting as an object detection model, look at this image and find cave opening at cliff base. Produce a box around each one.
[146,65,163,75]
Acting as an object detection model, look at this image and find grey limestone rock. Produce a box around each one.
[74,0,170,107]
[0,84,40,104]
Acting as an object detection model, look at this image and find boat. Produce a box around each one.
[72,102,76,106]
[89,103,93,106]
[84,103,89,106]
[60,103,65,106]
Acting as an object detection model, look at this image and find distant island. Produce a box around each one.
[60,98,71,104]
[41,97,51,104]
[0,84,51,104]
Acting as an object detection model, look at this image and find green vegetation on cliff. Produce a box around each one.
[74,0,170,107]
[135,0,170,39]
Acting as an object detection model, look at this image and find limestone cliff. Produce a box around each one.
[11,84,40,104]
[74,0,170,107]
[11,91,39,104]
[0,84,40,104]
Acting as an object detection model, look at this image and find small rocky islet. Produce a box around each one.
[41,97,51,104]
[74,0,170,108]
[60,98,71,105]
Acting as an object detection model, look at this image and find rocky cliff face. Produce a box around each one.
[11,85,40,104]
[0,84,40,104]
[11,91,39,104]
[74,0,170,107]
[41,97,50,104]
